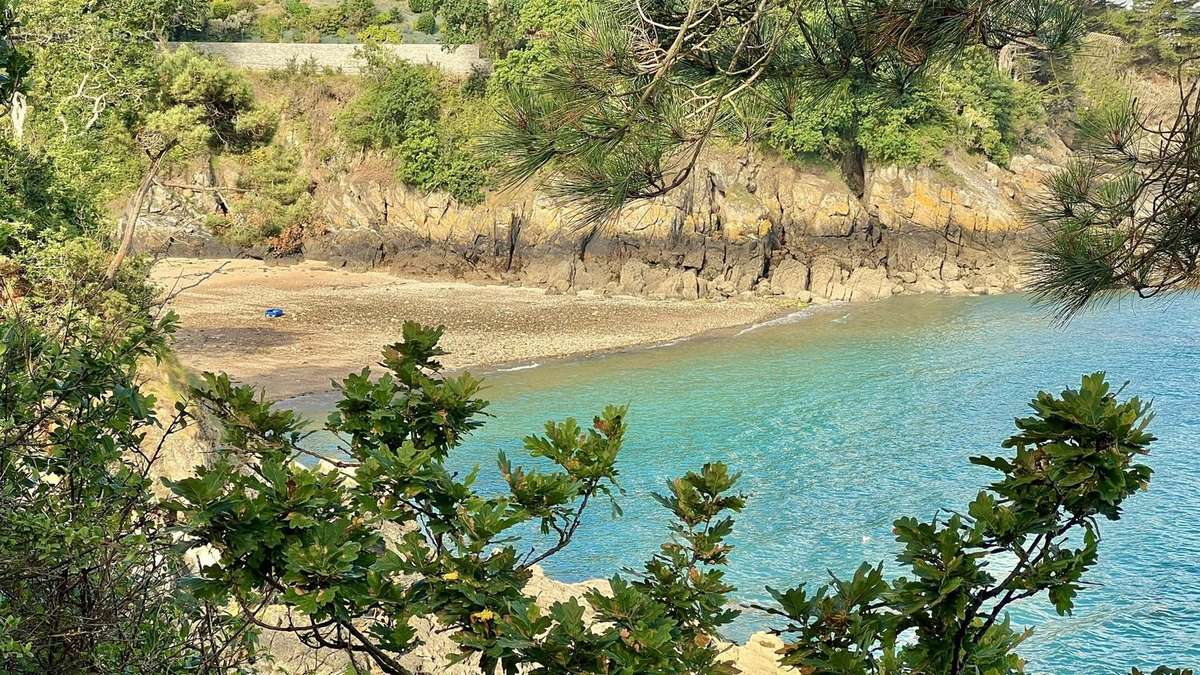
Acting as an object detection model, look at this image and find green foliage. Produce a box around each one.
[203,0,389,41]
[764,48,1044,170]
[256,11,287,41]
[338,48,487,203]
[490,463,745,674]
[395,119,487,203]
[338,49,440,150]
[12,1,264,214]
[209,0,240,21]
[340,0,379,31]
[1028,87,1200,318]
[409,0,436,13]
[0,0,27,113]
[492,0,1083,220]
[15,0,183,200]
[937,48,1046,166]
[0,139,95,256]
[483,0,579,87]
[415,11,438,34]
[767,88,947,168]
[167,321,746,673]
[393,118,442,186]
[0,241,256,672]
[210,144,315,247]
[763,373,1156,674]
[156,45,276,150]
[0,135,162,311]
[358,22,404,43]
[1091,0,1200,67]
[435,0,486,44]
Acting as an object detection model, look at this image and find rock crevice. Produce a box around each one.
[140,142,1067,303]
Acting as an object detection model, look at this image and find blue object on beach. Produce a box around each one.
[264,308,285,318]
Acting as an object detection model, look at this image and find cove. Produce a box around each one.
[308,293,1200,672]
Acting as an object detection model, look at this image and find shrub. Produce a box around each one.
[205,4,258,40]
[156,46,276,150]
[337,51,440,149]
[937,47,1045,166]
[765,50,1044,169]
[857,93,949,167]
[0,242,257,672]
[219,144,315,246]
[461,63,490,98]
[415,11,437,33]
[434,149,487,203]
[766,90,947,168]
[0,139,94,255]
[283,0,312,19]
[209,0,239,20]
[255,11,286,41]
[408,0,436,14]
[167,323,745,675]
[393,118,441,187]
[358,23,403,43]
[302,5,346,35]
[236,144,310,204]
[486,0,581,85]
[340,0,378,30]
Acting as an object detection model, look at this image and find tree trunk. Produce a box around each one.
[9,92,27,144]
[104,150,168,285]
[838,136,867,201]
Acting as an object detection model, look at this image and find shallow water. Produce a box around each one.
[307,293,1200,672]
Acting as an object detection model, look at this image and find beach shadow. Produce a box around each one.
[177,326,299,355]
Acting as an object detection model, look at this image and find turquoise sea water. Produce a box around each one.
[309,293,1200,672]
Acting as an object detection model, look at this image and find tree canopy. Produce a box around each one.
[491,0,1087,221]
[1030,72,1200,319]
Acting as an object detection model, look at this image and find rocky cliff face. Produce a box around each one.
[142,133,1069,304]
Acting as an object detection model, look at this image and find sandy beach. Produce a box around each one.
[152,258,793,400]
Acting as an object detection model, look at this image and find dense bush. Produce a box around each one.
[393,119,486,202]
[1090,0,1200,67]
[156,45,277,150]
[358,22,403,43]
[337,48,487,203]
[766,49,1045,169]
[938,48,1045,165]
[338,51,441,150]
[0,300,258,673]
[202,0,392,41]
[768,90,947,168]
[414,10,437,34]
[1,58,257,667]
[484,0,581,87]
[0,140,95,256]
[340,0,378,30]
[210,144,315,247]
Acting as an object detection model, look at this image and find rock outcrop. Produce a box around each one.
[140,132,1069,304]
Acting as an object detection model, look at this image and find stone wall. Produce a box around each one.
[168,41,487,75]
